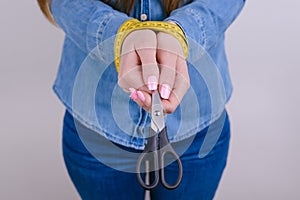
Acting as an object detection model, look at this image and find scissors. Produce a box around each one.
[136,91,183,190]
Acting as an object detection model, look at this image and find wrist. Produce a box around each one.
[114,19,188,73]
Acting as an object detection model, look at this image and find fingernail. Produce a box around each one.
[129,88,138,101]
[137,91,145,102]
[160,84,171,99]
[147,76,158,91]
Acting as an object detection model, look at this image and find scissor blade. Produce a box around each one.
[151,91,165,133]
[152,90,162,106]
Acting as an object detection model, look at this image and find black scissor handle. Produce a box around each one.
[136,151,159,190]
[136,135,159,190]
[159,127,183,190]
[160,149,183,189]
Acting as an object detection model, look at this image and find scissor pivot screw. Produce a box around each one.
[154,110,161,116]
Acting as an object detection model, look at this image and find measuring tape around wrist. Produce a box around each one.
[114,19,188,73]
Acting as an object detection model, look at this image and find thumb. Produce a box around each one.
[135,30,159,91]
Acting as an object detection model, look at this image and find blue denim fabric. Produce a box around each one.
[63,109,230,200]
[51,0,245,149]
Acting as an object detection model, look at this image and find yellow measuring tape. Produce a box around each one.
[114,18,188,73]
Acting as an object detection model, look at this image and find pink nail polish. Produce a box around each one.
[147,76,158,91]
[131,93,138,101]
[160,84,171,99]
[129,88,138,100]
[137,91,145,102]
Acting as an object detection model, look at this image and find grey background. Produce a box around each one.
[0,0,299,199]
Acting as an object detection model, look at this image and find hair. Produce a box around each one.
[37,0,182,24]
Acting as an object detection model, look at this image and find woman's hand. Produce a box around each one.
[118,29,158,111]
[156,31,190,113]
[117,29,190,113]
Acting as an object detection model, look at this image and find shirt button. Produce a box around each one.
[140,14,148,21]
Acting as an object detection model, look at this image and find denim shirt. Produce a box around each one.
[51,0,245,150]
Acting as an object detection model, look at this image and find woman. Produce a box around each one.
[38,0,245,199]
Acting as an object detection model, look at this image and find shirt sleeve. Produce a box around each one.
[51,0,130,61]
[165,0,246,51]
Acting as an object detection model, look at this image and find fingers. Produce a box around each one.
[161,94,180,114]
[118,50,144,92]
[173,56,190,103]
[157,32,184,57]
[164,56,190,113]
[174,57,190,105]
[157,32,183,100]
[119,29,159,93]
[135,47,159,91]
[163,74,190,114]
[129,89,152,112]
[135,30,159,91]
[157,53,176,99]
[156,32,190,113]
[118,30,190,114]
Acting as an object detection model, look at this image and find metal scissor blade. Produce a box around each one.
[151,91,165,133]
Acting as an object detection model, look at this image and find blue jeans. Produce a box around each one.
[62,110,230,200]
